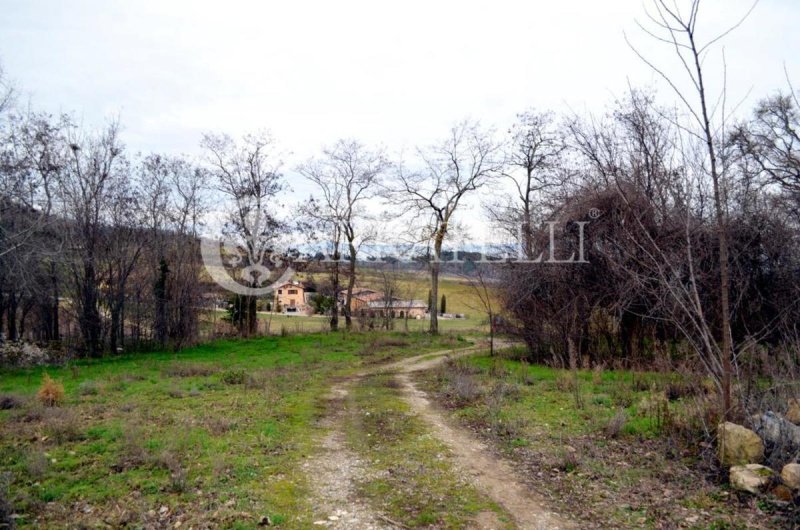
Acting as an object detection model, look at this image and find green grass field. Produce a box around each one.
[418,349,787,529]
[0,332,465,529]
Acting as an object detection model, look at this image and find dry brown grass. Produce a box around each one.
[36,374,64,407]
[163,363,219,378]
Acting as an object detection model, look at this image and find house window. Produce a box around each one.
[278,289,282,294]
[288,289,298,295]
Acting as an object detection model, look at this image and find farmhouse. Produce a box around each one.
[364,299,428,319]
[273,280,312,313]
[338,287,384,312]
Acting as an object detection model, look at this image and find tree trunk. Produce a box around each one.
[344,239,357,330]
[82,270,102,357]
[329,257,340,332]
[154,257,168,347]
[429,233,444,335]
[6,293,18,342]
[690,32,733,419]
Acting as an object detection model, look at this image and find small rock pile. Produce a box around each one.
[718,408,800,499]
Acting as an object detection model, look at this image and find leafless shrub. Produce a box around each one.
[447,373,483,406]
[24,450,49,478]
[489,359,509,378]
[555,371,577,392]
[10,401,44,423]
[556,448,580,473]
[605,409,628,438]
[221,369,246,385]
[205,417,237,436]
[610,385,635,408]
[163,363,218,378]
[157,450,188,493]
[115,424,149,470]
[77,380,100,396]
[42,408,83,443]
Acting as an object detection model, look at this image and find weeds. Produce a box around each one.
[42,408,83,443]
[221,369,246,385]
[605,409,628,438]
[205,416,237,436]
[24,450,49,478]
[77,380,99,396]
[556,448,580,473]
[157,450,188,493]
[448,373,483,406]
[115,424,149,470]
[163,363,218,378]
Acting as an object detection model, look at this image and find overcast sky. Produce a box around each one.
[1,0,798,241]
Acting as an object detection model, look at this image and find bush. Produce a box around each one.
[77,380,99,396]
[42,408,83,443]
[605,409,628,438]
[24,451,49,478]
[115,425,149,470]
[448,373,483,406]
[221,369,247,385]
[556,448,580,473]
[37,374,64,407]
[205,416,237,436]
[156,451,187,493]
[0,341,54,368]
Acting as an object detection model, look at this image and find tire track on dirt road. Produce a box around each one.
[391,345,575,530]
[306,342,573,529]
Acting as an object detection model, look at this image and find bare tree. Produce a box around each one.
[201,132,284,336]
[627,0,758,418]
[58,120,125,356]
[486,110,567,258]
[388,121,502,334]
[299,139,388,330]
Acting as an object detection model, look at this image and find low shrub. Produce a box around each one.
[24,450,49,478]
[605,409,628,438]
[37,374,64,407]
[447,373,483,406]
[77,380,99,396]
[556,448,580,473]
[205,416,237,436]
[115,425,149,470]
[156,451,188,493]
[221,369,247,385]
[42,408,83,443]
[555,371,577,392]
